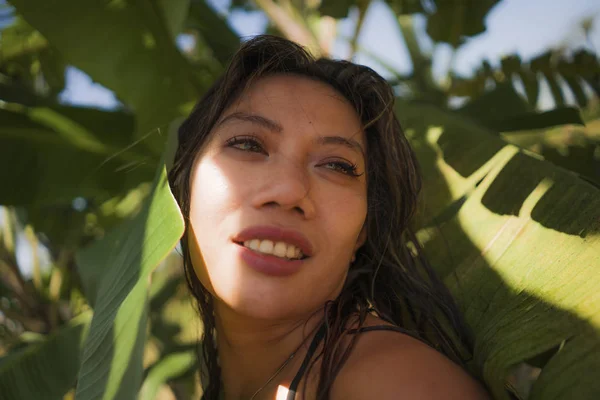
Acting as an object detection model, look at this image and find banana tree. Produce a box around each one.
[0,0,598,399]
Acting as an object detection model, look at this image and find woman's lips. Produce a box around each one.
[233,242,308,277]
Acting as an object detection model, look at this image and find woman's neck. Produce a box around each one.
[214,303,324,400]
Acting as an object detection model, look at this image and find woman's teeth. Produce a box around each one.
[242,239,304,260]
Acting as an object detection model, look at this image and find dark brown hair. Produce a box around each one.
[168,34,475,400]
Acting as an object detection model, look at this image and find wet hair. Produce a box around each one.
[168,34,475,400]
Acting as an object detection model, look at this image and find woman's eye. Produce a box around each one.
[226,137,362,177]
[322,161,363,177]
[225,136,266,154]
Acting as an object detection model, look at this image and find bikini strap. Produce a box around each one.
[348,324,420,339]
[286,322,327,400]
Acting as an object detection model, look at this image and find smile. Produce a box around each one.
[241,239,306,260]
[233,241,309,277]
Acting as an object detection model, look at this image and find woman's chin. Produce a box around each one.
[213,286,314,322]
[204,254,344,321]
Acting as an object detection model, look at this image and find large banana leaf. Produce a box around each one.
[457,84,584,133]
[9,0,202,153]
[453,84,598,187]
[187,0,240,65]
[398,101,600,399]
[0,16,48,63]
[451,50,600,110]
[0,311,92,400]
[0,16,67,100]
[74,133,184,399]
[0,151,186,400]
[0,104,154,206]
[425,0,500,47]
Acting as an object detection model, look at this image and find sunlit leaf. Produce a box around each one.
[74,148,184,399]
[139,351,196,400]
[501,123,600,187]
[0,17,47,63]
[401,102,600,399]
[397,99,509,228]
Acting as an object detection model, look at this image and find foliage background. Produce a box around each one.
[0,0,599,399]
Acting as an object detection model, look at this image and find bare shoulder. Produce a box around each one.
[330,316,490,400]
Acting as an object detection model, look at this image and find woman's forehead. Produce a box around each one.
[223,74,365,142]
[235,74,353,111]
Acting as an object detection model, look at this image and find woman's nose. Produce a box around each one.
[251,156,316,219]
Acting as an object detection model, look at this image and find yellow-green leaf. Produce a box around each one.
[401,102,600,399]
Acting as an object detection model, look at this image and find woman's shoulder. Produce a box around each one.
[329,314,490,400]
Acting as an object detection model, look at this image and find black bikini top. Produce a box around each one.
[285,322,419,400]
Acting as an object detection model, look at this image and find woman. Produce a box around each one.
[168,35,490,400]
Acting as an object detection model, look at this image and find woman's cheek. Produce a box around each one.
[188,159,234,292]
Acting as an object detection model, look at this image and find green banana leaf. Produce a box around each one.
[0,311,92,400]
[457,84,584,133]
[0,16,48,63]
[0,104,154,206]
[187,0,241,66]
[425,0,500,47]
[9,0,201,153]
[139,351,196,400]
[73,141,184,400]
[398,101,600,399]
[0,16,68,99]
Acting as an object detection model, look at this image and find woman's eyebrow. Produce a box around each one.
[217,111,283,132]
[218,111,364,158]
[315,135,364,158]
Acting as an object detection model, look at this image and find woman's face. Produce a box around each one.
[187,74,368,320]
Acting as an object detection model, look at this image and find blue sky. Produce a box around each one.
[59,0,600,111]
